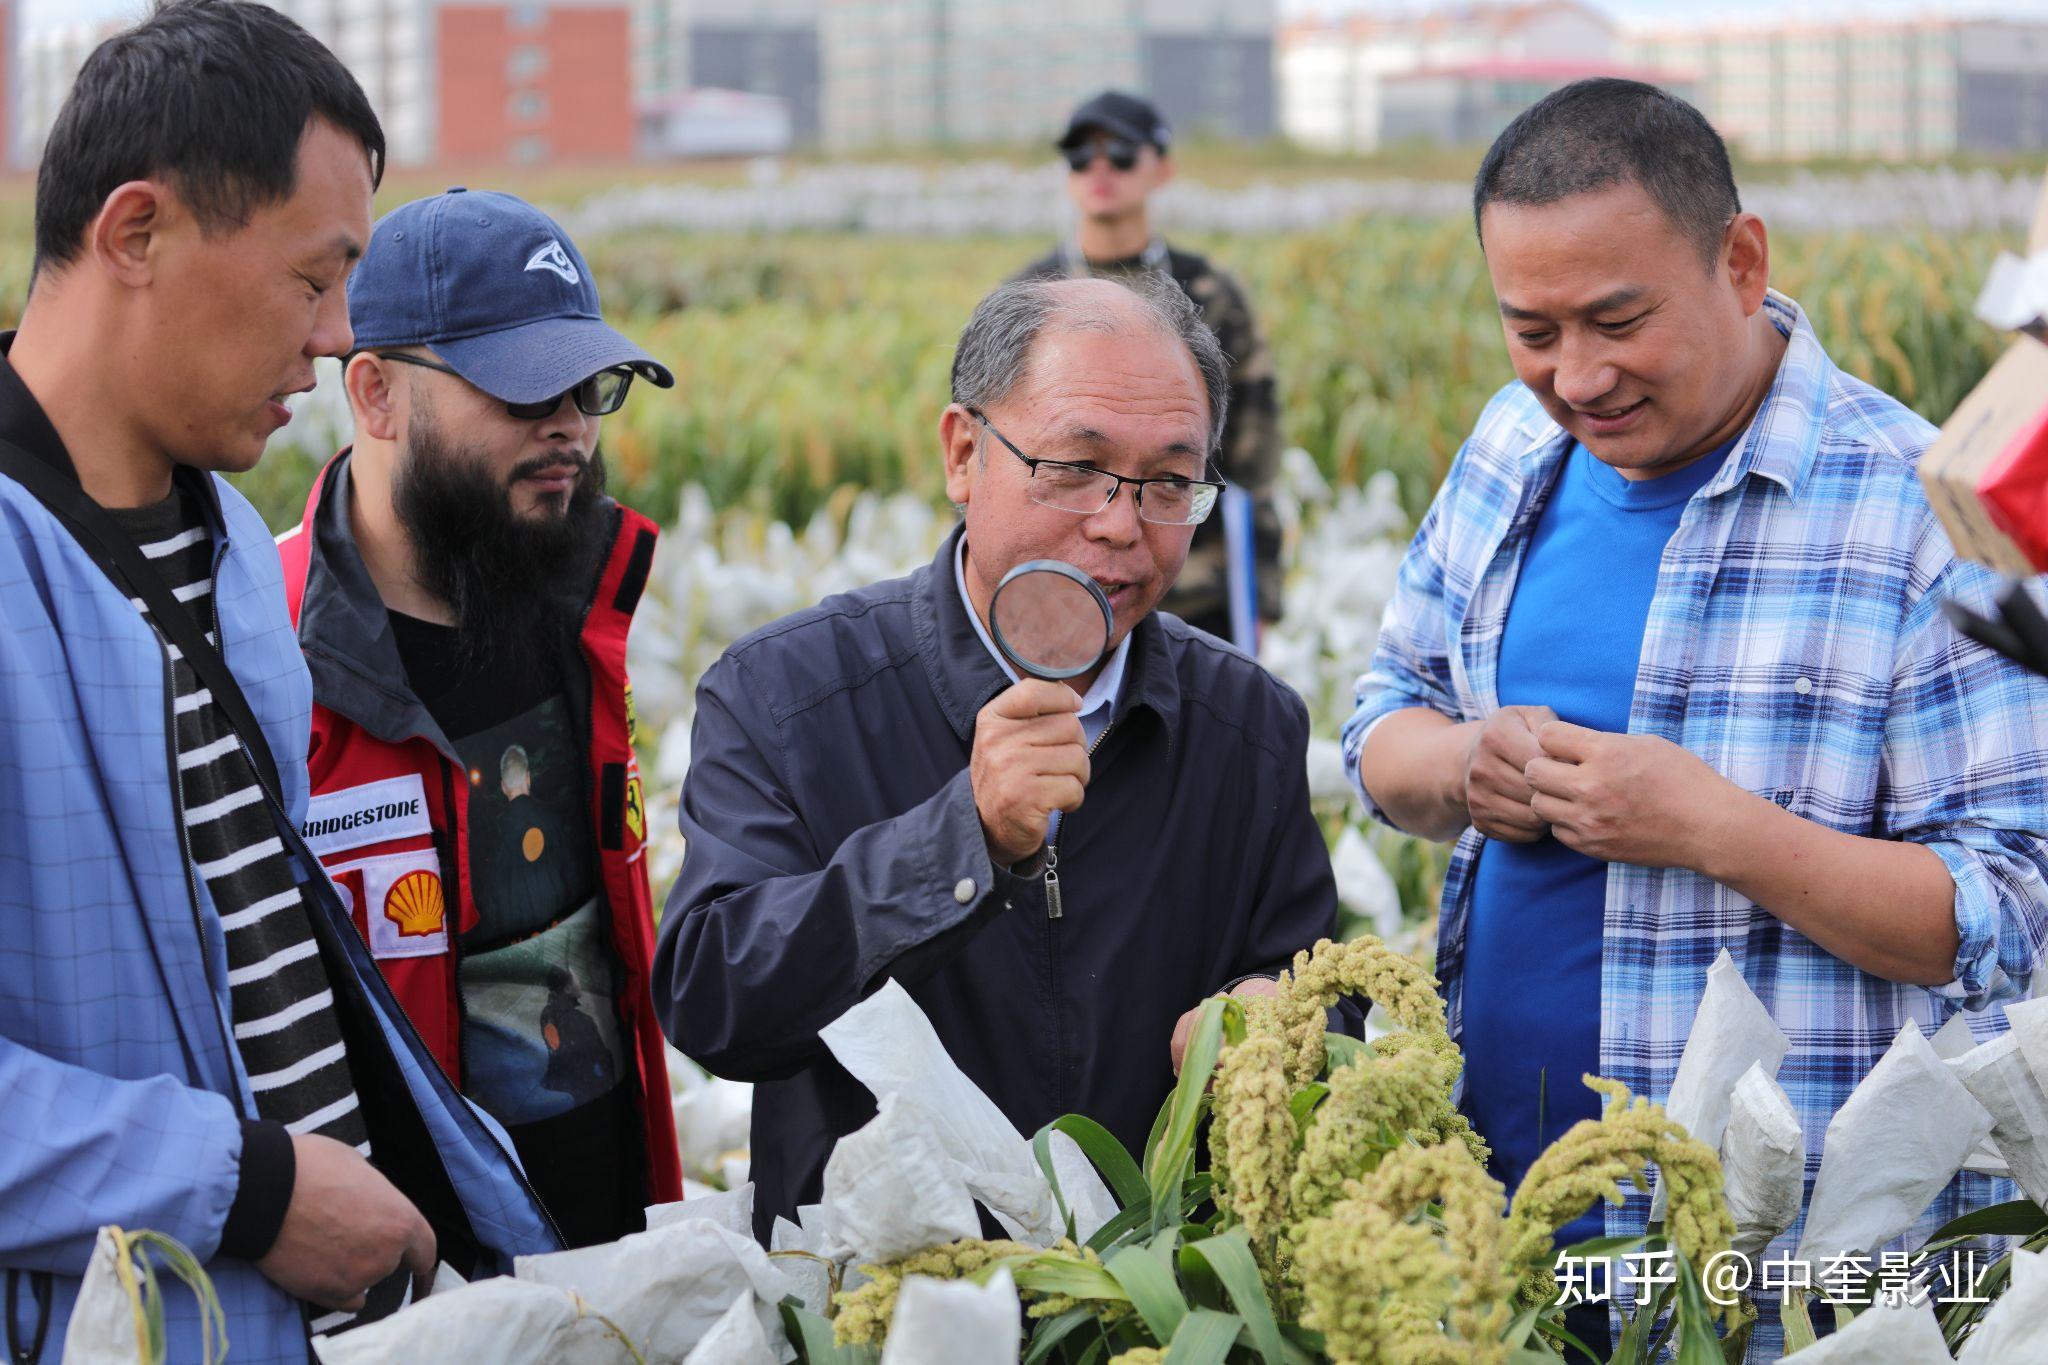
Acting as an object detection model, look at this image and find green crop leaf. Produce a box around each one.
[1178,1229,1286,1364]
[1148,999,1226,1234]
[1671,1252,1727,1365]
[1781,1292,1818,1355]
[1322,1033,1370,1071]
[1087,1202,1154,1255]
[1163,1309,1246,1365]
[1012,1255,1131,1306]
[1106,1242,1189,1343]
[1288,1082,1330,1131]
[1034,1114,1152,1215]
[1920,1198,2047,1246]
[1023,1305,1102,1365]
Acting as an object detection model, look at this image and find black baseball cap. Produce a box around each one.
[1057,91,1171,154]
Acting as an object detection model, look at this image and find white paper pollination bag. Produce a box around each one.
[1778,1298,1952,1363]
[315,1212,796,1364]
[877,1266,1024,1365]
[816,978,1115,1263]
[1719,1061,1804,1261]
[1798,1020,1995,1263]
[1652,950,1789,1222]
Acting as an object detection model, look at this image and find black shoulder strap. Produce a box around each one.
[6,1269,51,1365]
[0,438,284,801]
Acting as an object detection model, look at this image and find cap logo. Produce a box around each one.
[524,240,580,285]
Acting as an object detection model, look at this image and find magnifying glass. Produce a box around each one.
[989,559,1113,681]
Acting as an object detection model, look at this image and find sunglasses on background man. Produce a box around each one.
[1063,136,1142,173]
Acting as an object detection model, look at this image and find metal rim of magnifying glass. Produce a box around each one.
[989,558,1114,682]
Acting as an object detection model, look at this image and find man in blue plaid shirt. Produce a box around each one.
[1345,79,2048,1355]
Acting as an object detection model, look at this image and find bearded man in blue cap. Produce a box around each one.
[276,188,684,1248]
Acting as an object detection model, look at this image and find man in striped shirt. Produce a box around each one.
[0,5,556,1360]
[103,486,401,1332]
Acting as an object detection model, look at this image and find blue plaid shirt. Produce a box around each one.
[1343,292,2048,1323]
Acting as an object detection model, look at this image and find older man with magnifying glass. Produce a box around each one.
[653,275,1341,1236]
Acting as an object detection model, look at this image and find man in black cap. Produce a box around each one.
[1014,90,1283,646]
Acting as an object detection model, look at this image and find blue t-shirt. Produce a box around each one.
[1460,438,1732,1247]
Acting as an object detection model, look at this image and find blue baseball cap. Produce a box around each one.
[346,187,672,405]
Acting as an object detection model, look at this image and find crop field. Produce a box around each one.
[246,216,2013,536]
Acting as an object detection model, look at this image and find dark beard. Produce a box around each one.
[390,417,608,668]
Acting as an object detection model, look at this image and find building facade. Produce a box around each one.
[819,0,1276,152]
[633,0,820,146]
[1136,0,1276,145]
[10,0,638,170]
[1379,57,1694,150]
[1278,0,1614,154]
[271,0,635,167]
[16,10,115,170]
[1622,17,2048,161]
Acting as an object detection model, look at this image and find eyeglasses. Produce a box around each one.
[970,409,1220,526]
[1062,136,1140,173]
[369,351,635,420]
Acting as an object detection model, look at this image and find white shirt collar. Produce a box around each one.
[954,533,1129,726]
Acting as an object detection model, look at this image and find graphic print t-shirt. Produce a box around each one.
[389,611,642,1245]
[449,693,623,1121]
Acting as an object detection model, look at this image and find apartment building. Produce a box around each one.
[1623,17,2048,161]
[633,0,820,146]
[15,1,637,170]
[819,0,1276,152]
[270,0,635,167]
[1279,0,1614,154]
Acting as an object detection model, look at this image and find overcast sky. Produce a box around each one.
[1287,0,2048,21]
[25,0,2048,36]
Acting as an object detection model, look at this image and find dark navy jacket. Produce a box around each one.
[653,526,1338,1234]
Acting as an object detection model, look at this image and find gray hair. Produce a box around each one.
[949,273,1230,459]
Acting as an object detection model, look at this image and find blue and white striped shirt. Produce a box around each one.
[1343,291,2048,1306]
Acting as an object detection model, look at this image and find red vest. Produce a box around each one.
[278,456,682,1206]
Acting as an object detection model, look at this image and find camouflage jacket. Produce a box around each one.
[1014,240,1282,633]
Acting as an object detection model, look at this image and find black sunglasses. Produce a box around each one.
[370,351,635,420]
[1063,136,1140,173]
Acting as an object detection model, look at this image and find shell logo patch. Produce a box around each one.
[383,868,446,938]
[343,850,449,959]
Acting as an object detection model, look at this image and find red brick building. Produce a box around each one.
[272,0,636,169]
[435,4,634,166]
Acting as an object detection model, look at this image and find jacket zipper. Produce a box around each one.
[1043,720,1115,921]
[567,513,658,1189]
[1040,719,1114,1115]
[443,762,471,1091]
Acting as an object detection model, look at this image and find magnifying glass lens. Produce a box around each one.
[990,561,1114,681]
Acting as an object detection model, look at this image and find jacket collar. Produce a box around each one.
[914,522,1182,747]
[1703,290,1828,502]
[0,329,228,537]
